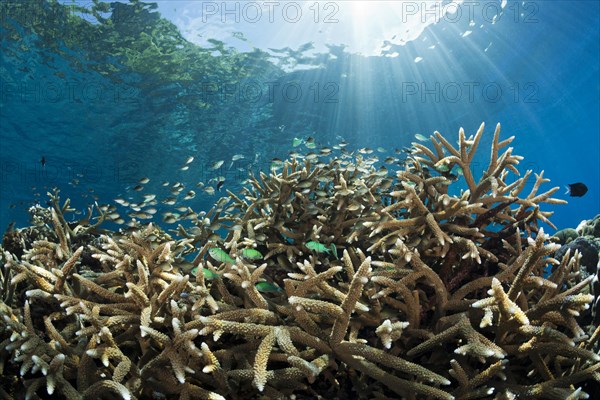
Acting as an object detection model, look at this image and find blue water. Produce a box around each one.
[1,0,598,232]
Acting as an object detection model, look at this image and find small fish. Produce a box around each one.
[297,180,313,189]
[414,133,428,142]
[185,156,194,164]
[232,154,244,161]
[208,248,235,264]
[216,180,225,191]
[210,160,224,170]
[565,182,588,197]
[329,243,338,260]
[305,241,331,254]
[180,165,189,171]
[270,159,284,170]
[129,211,152,219]
[139,177,150,184]
[132,185,144,191]
[191,267,218,280]
[292,137,303,147]
[434,162,450,172]
[40,156,46,168]
[204,187,215,195]
[184,190,196,200]
[255,281,283,293]
[305,153,318,161]
[240,248,263,260]
[163,214,177,224]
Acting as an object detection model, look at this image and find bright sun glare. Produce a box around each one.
[351,1,370,16]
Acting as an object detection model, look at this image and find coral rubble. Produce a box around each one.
[1,123,599,399]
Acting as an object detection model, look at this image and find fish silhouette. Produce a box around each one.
[565,183,588,197]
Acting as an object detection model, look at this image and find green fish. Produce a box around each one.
[329,243,338,260]
[414,133,428,142]
[240,248,263,260]
[292,137,303,147]
[191,267,219,280]
[255,282,283,293]
[270,158,284,170]
[456,166,464,176]
[208,248,235,264]
[305,241,331,254]
[434,162,450,172]
[210,160,224,170]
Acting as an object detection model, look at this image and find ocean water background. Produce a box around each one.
[0,0,598,233]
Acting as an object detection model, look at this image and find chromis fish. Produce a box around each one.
[210,160,224,170]
[414,133,428,142]
[565,182,588,197]
[191,267,219,280]
[270,159,284,170]
[255,281,283,293]
[305,241,331,254]
[240,248,263,260]
[292,137,303,147]
[208,248,235,264]
[434,161,450,172]
[329,243,338,260]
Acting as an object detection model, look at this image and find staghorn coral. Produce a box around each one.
[0,123,598,399]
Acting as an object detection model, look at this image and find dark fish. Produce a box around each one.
[216,180,225,191]
[41,156,46,168]
[565,183,588,197]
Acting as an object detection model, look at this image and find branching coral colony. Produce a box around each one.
[1,123,599,399]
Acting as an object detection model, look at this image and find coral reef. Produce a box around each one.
[579,215,600,238]
[552,228,579,245]
[1,123,599,399]
[554,215,600,340]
